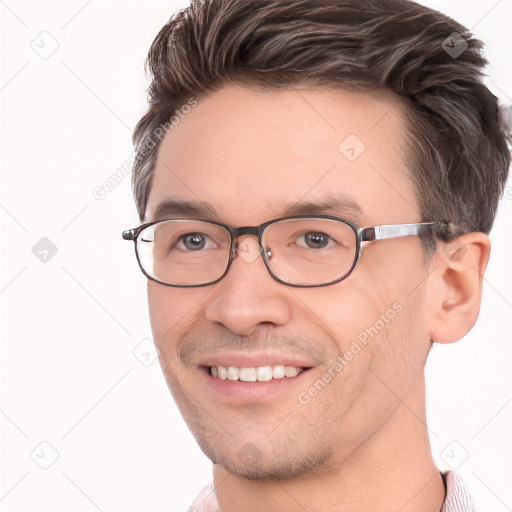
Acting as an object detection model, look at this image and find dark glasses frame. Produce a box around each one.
[122,215,447,288]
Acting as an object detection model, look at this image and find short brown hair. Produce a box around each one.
[131,0,510,245]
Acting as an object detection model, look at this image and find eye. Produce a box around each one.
[297,231,336,249]
[178,232,216,251]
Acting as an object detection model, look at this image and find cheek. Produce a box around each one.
[325,241,428,336]
[302,278,398,352]
[147,283,209,397]
[147,282,173,341]
[147,282,205,347]
[303,249,429,379]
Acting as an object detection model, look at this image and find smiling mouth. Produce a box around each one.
[205,365,310,382]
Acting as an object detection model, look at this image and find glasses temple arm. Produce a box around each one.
[360,223,443,242]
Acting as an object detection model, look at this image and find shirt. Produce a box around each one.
[188,470,476,512]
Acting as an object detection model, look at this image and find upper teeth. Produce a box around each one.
[210,365,304,382]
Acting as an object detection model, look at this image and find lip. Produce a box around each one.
[195,352,317,404]
[197,351,316,369]
[198,364,312,403]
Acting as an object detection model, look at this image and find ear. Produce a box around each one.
[427,232,490,344]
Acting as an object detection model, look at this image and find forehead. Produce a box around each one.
[146,85,420,225]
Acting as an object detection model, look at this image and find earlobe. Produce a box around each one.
[428,232,490,344]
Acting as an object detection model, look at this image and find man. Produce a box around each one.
[123,0,511,510]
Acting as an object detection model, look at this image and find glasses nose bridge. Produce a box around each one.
[230,225,261,244]
[228,225,266,264]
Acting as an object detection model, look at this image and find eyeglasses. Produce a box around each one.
[122,215,446,288]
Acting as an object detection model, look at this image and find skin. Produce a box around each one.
[143,85,490,512]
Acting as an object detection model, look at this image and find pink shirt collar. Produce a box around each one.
[440,471,476,512]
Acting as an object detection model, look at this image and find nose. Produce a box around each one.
[204,237,292,335]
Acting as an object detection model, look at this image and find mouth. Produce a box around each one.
[195,352,317,402]
[205,364,309,382]
[198,362,313,403]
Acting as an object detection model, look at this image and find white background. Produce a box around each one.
[1,0,511,510]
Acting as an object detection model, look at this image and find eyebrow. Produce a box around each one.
[280,196,363,220]
[150,195,363,223]
[151,199,219,222]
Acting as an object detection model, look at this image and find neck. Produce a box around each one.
[213,372,445,512]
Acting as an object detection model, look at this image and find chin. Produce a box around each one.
[199,435,333,481]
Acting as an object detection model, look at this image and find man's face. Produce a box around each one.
[145,85,433,479]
